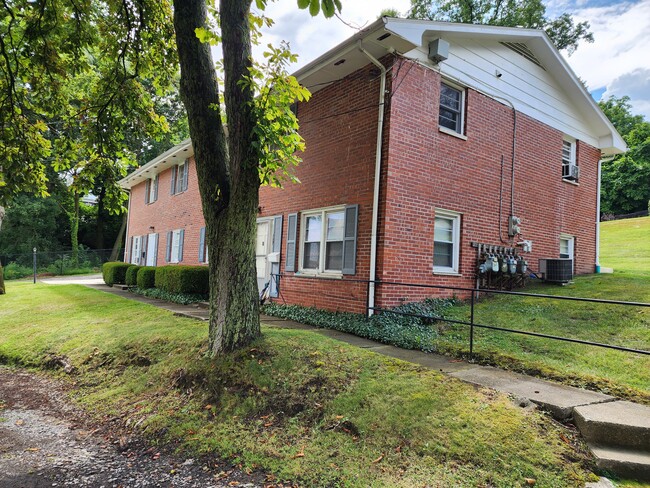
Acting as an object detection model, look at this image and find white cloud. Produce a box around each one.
[567,0,650,118]
[254,0,650,119]
[259,0,412,68]
[604,68,650,119]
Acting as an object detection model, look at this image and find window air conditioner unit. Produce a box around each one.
[539,258,573,283]
[563,163,580,181]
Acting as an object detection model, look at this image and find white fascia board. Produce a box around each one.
[118,138,193,190]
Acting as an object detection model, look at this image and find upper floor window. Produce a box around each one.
[171,160,189,195]
[433,209,461,275]
[439,82,465,135]
[561,138,579,181]
[145,175,159,204]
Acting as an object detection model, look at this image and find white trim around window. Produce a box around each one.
[298,206,345,276]
[433,209,461,275]
[559,233,574,260]
[561,137,578,181]
[439,80,466,136]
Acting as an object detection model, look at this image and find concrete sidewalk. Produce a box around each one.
[83,283,650,482]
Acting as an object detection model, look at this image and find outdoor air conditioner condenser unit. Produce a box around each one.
[539,259,573,283]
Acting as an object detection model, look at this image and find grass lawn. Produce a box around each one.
[435,218,650,403]
[600,216,650,272]
[0,282,600,487]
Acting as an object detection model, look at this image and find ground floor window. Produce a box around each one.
[300,207,345,274]
[166,229,184,263]
[433,209,461,274]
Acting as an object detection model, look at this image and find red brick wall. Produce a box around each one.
[125,157,205,266]
[126,56,600,315]
[259,63,389,313]
[375,59,599,307]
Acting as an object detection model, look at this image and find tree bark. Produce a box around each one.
[173,0,261,355]
[110,212,127,262]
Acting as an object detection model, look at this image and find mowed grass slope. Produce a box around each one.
[440,217,650,402]
[0,283,596,487]
[600,216,650,273]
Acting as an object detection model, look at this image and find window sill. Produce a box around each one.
[432,269,461,277]
[438,126,467,141]
[562,178,579,186]
[295,271,343,280]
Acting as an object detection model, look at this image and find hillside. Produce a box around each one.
[600,216,650,273]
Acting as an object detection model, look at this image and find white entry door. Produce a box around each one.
[146,233,158,266]
[131,236,142,265]
[256,221,270,292]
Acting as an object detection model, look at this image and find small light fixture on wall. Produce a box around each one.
[149,226,155,231]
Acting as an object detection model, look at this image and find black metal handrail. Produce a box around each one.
[272,273,650,359]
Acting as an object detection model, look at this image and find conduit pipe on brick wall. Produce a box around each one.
[357,40,386,317]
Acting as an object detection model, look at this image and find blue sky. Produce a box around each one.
[260,0,650,121]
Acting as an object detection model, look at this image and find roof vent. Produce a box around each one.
[428,39,449,64]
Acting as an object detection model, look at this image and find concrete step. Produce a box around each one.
[574,401,650,450]
[589,445,650,481]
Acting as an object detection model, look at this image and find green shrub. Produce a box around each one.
[125,265,141,286]
[2,262,33,280]
[0,264,5,294]
[136,266,156,289]
[262,297,457,353]
[155,265,209,295]
[132,286,207,305]
[102,262,131,286]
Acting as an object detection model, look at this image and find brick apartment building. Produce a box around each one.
[119,18,626,314]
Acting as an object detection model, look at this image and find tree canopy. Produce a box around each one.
[1,1,177,206]
[405,0,593,53]
[599,96,650,216]
[1,0,341,354]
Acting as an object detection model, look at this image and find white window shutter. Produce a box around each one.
[145,179,151,204]
[153,175,159,202]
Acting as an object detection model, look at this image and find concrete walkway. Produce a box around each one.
[61,282,650,482]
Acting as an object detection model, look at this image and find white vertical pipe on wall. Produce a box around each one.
[358,41,387,317]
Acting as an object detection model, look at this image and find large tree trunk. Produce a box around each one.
[110,212,128,262]
[173,0,261,355]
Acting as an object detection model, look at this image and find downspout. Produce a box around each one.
[358,40,386,317]
[595,155,615,271]
[124,190,132,263]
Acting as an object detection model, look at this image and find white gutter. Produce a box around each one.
[124,190,132,263]
[357,40,387,317]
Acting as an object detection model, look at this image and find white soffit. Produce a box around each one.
[119,138,193,190]
[295,18,416,93]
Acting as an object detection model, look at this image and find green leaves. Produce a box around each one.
[407,0,593,53]
[599,96,650,215]
[297,0,342,18]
